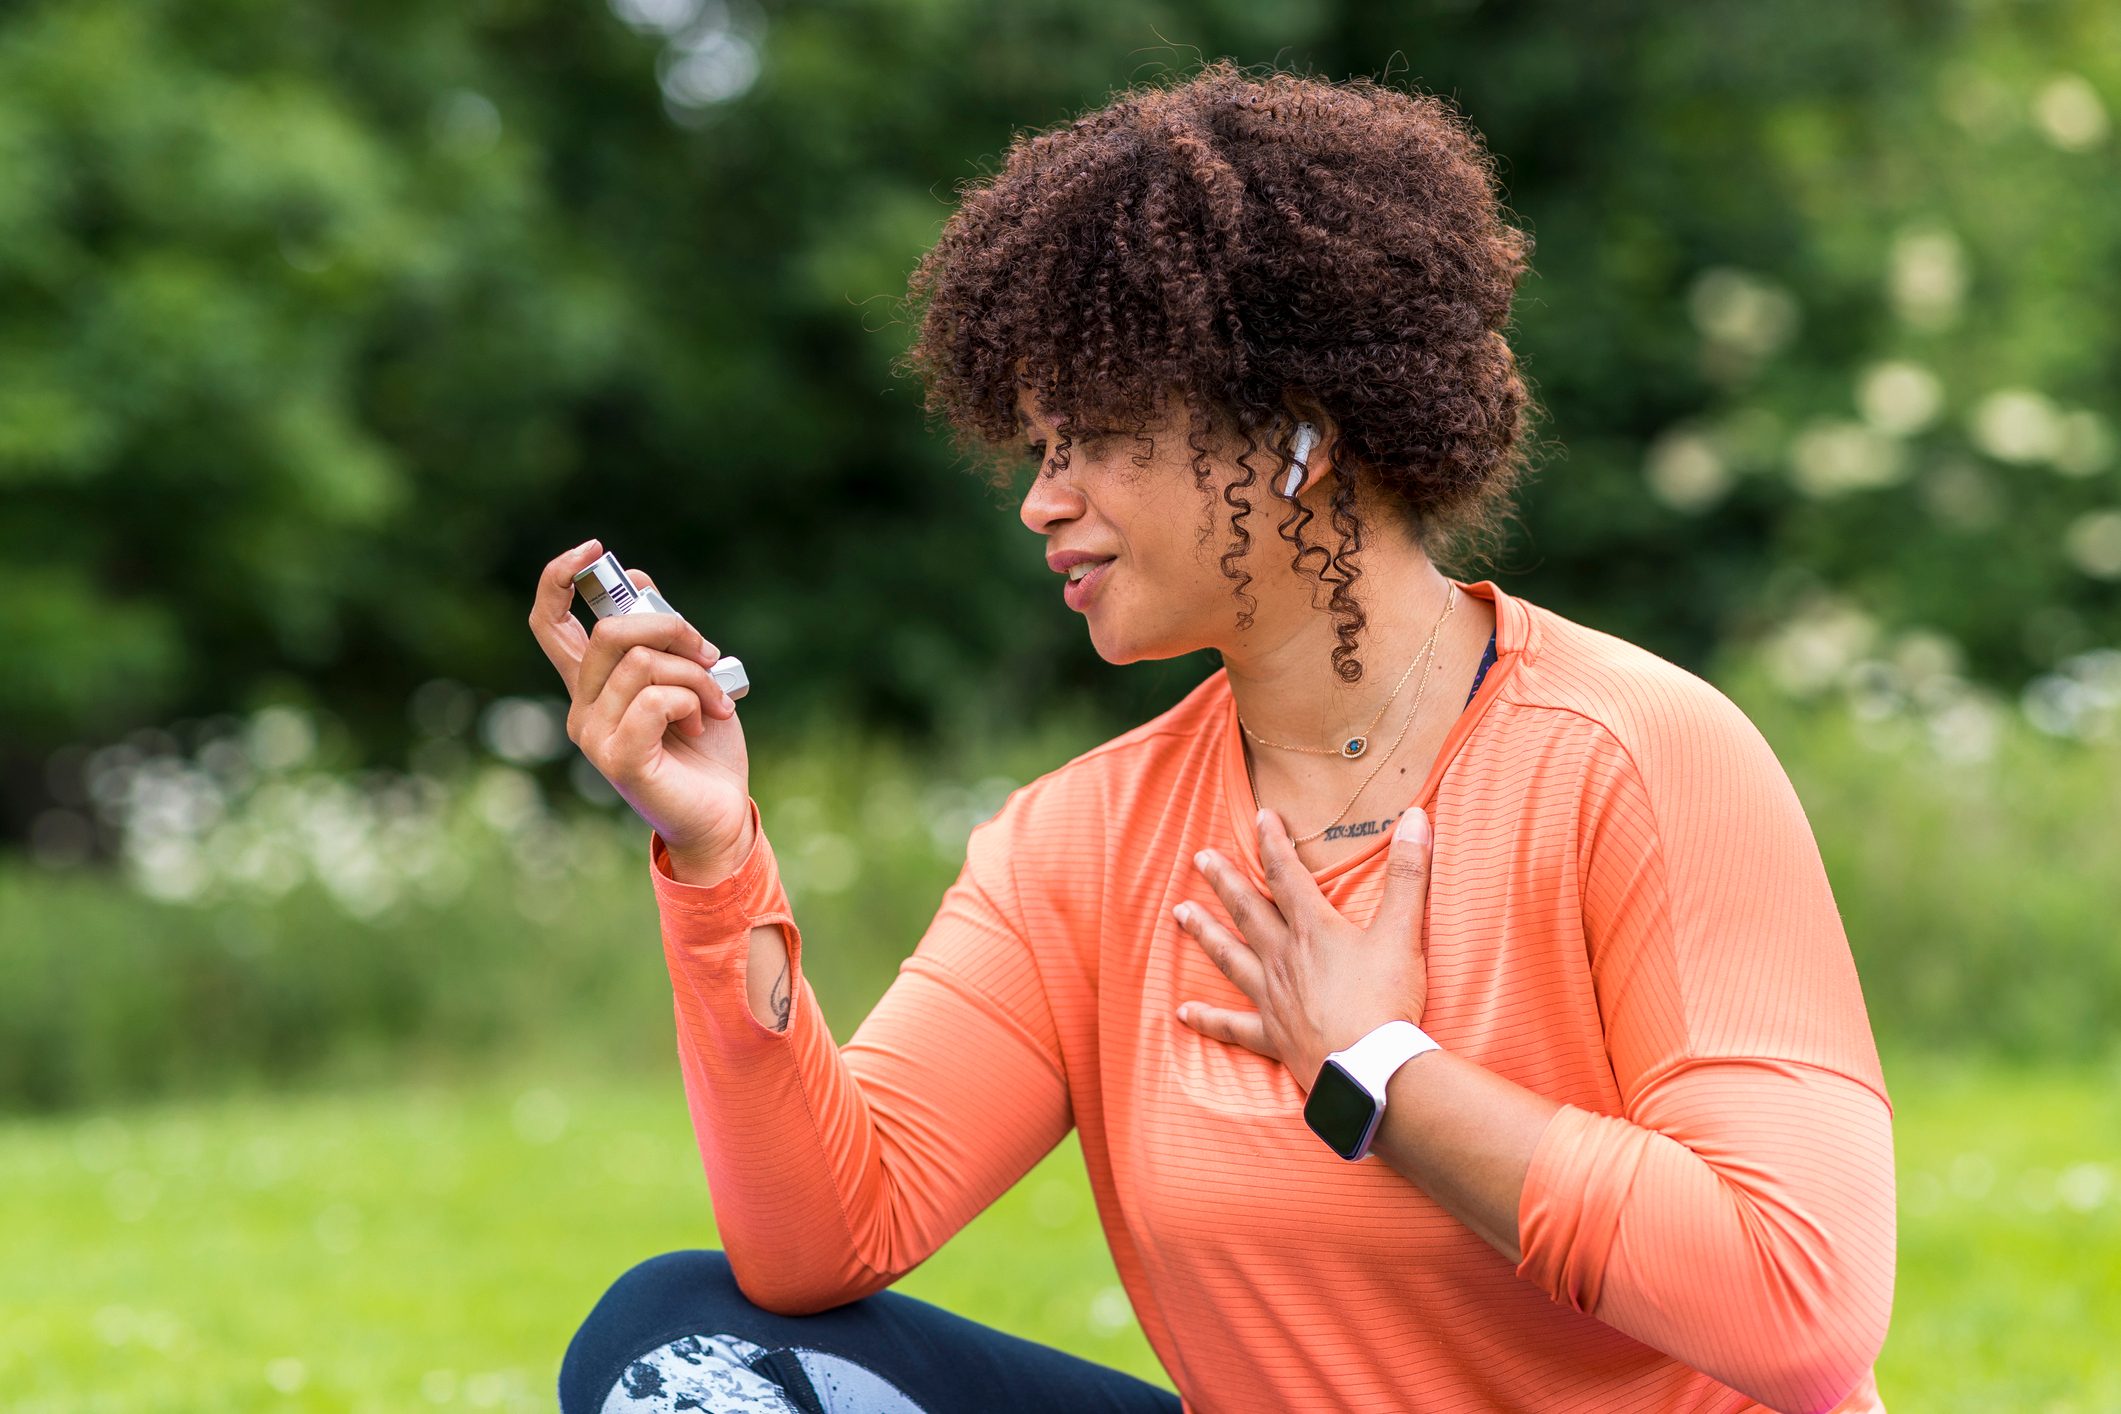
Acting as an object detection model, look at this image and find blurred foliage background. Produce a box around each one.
[6,0,2120,817]
[2,0,2118,1409]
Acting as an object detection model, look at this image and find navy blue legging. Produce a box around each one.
[559,1249,1183,1414]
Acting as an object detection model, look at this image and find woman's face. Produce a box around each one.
[1016,390,1294,665]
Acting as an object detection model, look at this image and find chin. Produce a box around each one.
[1085,614,1202,667]
[1083,620,1135,665]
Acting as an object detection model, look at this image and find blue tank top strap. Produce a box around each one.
[1464,627,1498,708]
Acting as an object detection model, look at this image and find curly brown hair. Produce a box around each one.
[895,59,1544,683]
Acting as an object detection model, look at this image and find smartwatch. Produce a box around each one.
[1303,1019,1442,1161]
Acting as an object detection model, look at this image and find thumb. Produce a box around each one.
[1373,806,1433,941]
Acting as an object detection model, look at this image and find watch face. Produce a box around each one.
[1304,1059,1379,1161]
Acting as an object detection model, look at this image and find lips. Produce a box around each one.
[1062,557,1114,611]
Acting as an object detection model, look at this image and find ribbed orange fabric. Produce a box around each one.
[649,578,1896,1414]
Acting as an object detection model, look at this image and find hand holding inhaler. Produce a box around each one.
[527,539,756,883]
[572,554,750,703]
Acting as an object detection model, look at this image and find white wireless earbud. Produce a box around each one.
[1281,421,1320,498]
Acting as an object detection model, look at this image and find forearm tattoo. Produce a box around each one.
[770,961,791,1032]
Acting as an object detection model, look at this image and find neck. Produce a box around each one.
[1219,538,1465,752]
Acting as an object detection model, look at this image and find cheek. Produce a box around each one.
[1120,548,1232,642]
[1101,480,1236,617]
[1131,486,1214,569]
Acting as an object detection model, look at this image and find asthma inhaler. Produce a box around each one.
[572,551,750,702]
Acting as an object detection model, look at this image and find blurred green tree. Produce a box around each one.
[1,0,2115,837]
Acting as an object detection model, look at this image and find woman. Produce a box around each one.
[536,61,1895,1414]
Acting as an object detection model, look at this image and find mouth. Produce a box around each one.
[1061,557,1116,611]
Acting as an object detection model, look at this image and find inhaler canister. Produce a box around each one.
[572,551,749,701]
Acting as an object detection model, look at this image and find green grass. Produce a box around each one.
[0,1060,1161,1414]
[3,1051,2115,1412]
[1879,1053,2121,1409]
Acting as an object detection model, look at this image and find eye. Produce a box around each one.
[1022,429,1115,464]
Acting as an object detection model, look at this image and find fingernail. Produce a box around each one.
[1255,807,1271,833]
[1193,850,1212,872]
[1399,806,1431,847]
[1176,1004,1192,1023]
[570,538,598,557]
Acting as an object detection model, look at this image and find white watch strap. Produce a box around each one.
[1330,1019,1442,1100]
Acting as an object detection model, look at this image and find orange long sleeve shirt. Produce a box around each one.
[648,577,1897,1414]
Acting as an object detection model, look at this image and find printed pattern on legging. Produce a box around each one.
[601,1332,931,1414]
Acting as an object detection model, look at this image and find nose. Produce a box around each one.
[1018,457,1087,537]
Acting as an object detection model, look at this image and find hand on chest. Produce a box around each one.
[1131,807,1599,1120]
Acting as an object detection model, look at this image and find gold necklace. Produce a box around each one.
[1245,631,1441,845]
[1238,592,1448,761]
[1240,585,1457,845]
